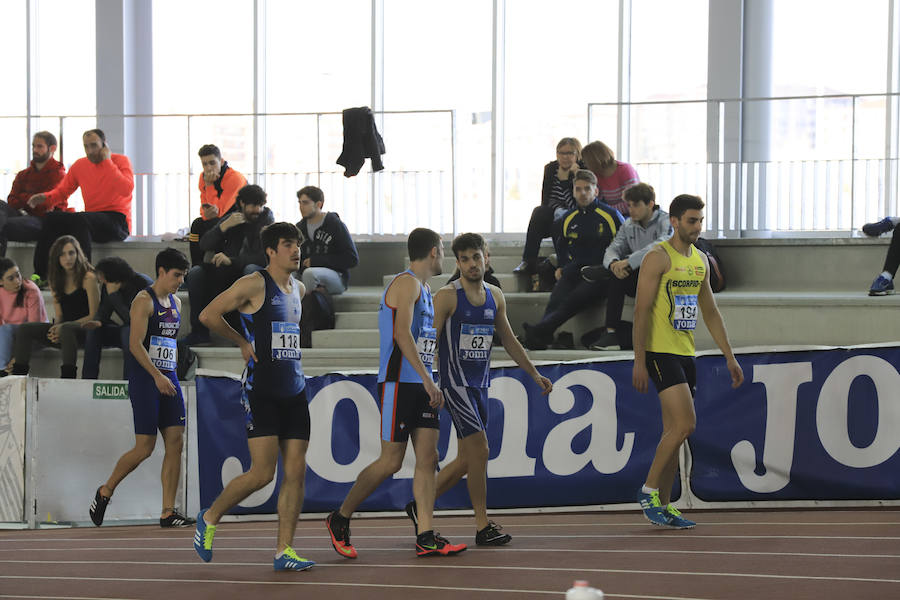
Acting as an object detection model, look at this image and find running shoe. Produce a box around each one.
[580,264,612,283]
[273,546,315,571]
[405,500,419,535]
[862,217,897,237]
[325,511,358,559]
[665,505,696,529]
[636,489,673,527]
[160,510,196,528]
[416,531,467,556]
[89,487,110,527]
[588,331,620,351]
[869,274,895,296]
[475,521,512,546]
[193,509,217,562]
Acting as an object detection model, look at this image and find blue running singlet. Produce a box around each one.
[438,280,496,389]
[240,270,305,396]
[142,286,180,373]
[377,270,435,384]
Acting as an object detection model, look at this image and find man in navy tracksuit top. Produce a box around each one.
[522,169,623,350]
[295,185,359,295]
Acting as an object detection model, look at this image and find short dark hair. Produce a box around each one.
[451,233,486,258]
[297,185,325,206]
[574,169,597,186]
[95,256,135,283]
[0,257,26,307]
[236,184,267,206]
[625,183,655,205]
[33,131,58,148]
[198,144,221,159]
[408,227,442,262]
[83,128,106,144]
[669,194,705,219]
[155,248,189,274]
[261,222,301,258]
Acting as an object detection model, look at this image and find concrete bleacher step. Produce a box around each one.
[381,273,523,293]
[408,255,528,275]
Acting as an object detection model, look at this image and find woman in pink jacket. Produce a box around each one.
[0,257,48,374]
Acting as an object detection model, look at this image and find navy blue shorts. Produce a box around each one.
[129,369,185,435]
[242,387,311,440]
[442,384,488,439]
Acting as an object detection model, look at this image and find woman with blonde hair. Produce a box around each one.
[580,140,640,217]
[12,235,100,378]
[513,137,585,276]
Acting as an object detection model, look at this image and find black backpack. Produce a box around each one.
[694,237,726,293]
[300,285,336,347]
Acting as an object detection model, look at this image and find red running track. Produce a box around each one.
[1,509,899,600]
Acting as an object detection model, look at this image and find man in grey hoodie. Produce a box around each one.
[589,183,672,349]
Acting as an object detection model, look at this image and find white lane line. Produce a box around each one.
[3,533,899,542]
[2,565,900,585]
[3,547,895,558]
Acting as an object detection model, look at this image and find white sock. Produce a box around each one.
[275,549,285,559]
[881,272,893,281]
[641,485,658,494]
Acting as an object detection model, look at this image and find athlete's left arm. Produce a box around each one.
[432,285,457,346]
[491,285,552,395]
[697,253,744,388]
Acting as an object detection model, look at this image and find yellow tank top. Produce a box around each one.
[646,241,706,356]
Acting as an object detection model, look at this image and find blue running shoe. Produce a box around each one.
[862,217,896,237]
[193,509,216,562]
[665,505,696,529]
[636,489,673,527]
[869,275,895,296]
[273,546,315,571]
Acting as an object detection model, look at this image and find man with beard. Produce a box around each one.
[29,129,133,281]
[632,194,744,529]
[325,228,467,559]
[404,232,552,546]
[188,144,247,267]
[1,131,67,256]
[182,184,274,345]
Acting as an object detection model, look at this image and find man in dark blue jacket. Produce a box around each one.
[522,170,623,350]
[295,186,359,294]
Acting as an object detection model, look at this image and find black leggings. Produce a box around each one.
[13,321,85,370]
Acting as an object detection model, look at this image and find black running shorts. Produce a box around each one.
[645,351,697,396]
[242,387,311,440]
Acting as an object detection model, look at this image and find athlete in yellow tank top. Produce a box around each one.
[631,195,744,529]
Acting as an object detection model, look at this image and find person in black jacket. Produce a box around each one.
[183,184,274,345]
[81,256,152,379]
[522,170,623,350]
[296,186,359,294]
[513,138,584,275]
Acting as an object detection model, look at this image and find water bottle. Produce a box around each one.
[565,580,604,599]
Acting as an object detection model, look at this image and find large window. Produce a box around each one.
[0,0,27,193]
[504,0,619,233]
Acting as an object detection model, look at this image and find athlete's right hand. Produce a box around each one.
[240,340,258,365]
[154,372,176,396]
[632,362,649,394]
[424,378,443,409]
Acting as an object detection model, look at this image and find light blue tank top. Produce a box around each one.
[377,270,435,383]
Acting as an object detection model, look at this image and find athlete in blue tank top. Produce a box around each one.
[192,222,316,572]
[326,227,467,560]
[90,248,196,529]
[409,233,552,547]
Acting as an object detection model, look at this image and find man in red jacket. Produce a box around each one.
[29,128,134,280]
[0,131,67,256]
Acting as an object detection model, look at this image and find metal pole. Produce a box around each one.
[450,109,458,235]
[316,113,321,188]
[851,96,857,230]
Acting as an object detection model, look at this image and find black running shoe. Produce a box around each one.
[476,521,512,546]
[160,510,196,528]
[405,500,419,535]
[89,487,110,527]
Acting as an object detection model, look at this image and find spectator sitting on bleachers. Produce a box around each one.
[861,216,900,295]
[182,184,273,345]
[513,137,584,275]
[12,235,100,378]
[296,185,359,295]
[0,257,48,376]
[29,128,133,283]
[521,170,623,350]
[581,140,639,217]
[81,257,152,379]
[188,144,247,267]
[0,131,68,256]
[584,183,672,350]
